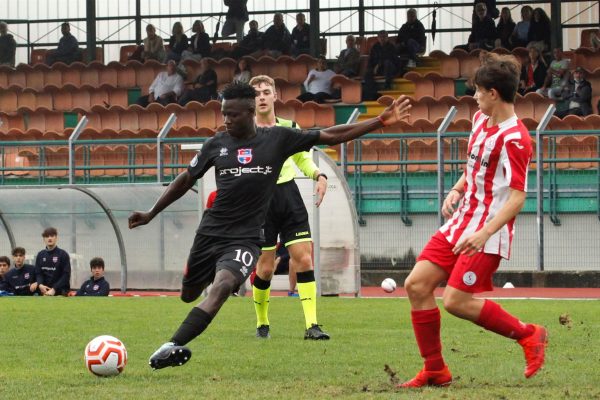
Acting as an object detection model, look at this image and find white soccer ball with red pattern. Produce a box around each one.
[84,335,127,377]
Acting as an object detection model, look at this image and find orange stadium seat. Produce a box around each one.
[295,101,317,128]
[313,104,335,128]
[403,71,432,100]
[0,90,18,112]
[269,56,291,81]
[81,65,101,88]
[30,49,48,65]
[24,67,46,91]
[408,98,429,123]
[71,89,92,113]
[99,67,119,88]
[330,74,361,104]
[120,45,139,63]
[427,72,455,98]
[7,69,26,90]
[35,91,53,110]
[274,99,296,121]
[584,114,600,130]
[43,67,63,89]
[16,90,37,113]
[514,95,534,120]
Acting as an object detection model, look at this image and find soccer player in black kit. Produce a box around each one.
[128,81,411,370]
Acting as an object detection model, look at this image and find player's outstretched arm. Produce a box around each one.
[316,96,411,145]
[128,170,197,229]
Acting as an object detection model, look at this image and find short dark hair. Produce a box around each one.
[221,81,257,102]
[0,256,10,265]
[42,227,58,237]
[12,247,25,256]
[90,257,105,269]
[473,53,521,103]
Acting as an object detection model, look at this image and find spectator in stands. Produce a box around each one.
[0,256,9,292]
[527,8,551,53]
[233,59,252,84]
[166,22,189,63]
[510,6,532,49]
[75,257,110,296]
[222,0,249,43]
[182,20,211,62]
[142,24,166,63]
[4,247,37,296]
[396,8,426,68]
[178,58,217,105]
[297,56,338,103]
[262,12,292,57]
[556,67,592,118]
[495,7,515,50]
[232,20,264,58]
[137,60,184,107]
[35,227,71,296]
[474,0,499,20]
[334,34,360,77]
[0,21,16,67]
[46,22,81,65]
[519,47,547,95]
[291,13,311,56]
[366,30,401,89]
[537,48,570,100]
[456,3,497,52]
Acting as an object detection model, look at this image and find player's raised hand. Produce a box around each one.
[378,95,411,127]
[128,211,153,229]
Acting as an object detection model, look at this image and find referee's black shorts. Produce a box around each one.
[183,233,260,291]
[262,180,312,251]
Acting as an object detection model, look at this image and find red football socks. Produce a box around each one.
[411,308,445,371]
[476,299,535,340]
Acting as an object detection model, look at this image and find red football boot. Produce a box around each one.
[518,324,548,378]
[397,365,453,388]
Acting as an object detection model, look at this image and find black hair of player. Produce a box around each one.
[221,81,256,110]
[473,53,521,103]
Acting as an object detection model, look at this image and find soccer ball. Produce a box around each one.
[84,335,127,377]
[381,278,397,293]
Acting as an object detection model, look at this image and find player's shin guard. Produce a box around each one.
[475,299,535,340]
[170,307,213,346]
[253,275,271,328]
[297,270,317,329]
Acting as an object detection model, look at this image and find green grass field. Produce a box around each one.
[1,296,598,400]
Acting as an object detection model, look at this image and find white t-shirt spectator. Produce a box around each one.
[149,71,184,99]
[303,69,336,94]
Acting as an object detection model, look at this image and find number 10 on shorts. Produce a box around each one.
[234,249,254,267]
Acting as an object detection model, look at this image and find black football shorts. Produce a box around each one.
[262,180,312,250]
[182,234,260,291]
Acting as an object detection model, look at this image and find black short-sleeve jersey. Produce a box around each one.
[187,126,320,240]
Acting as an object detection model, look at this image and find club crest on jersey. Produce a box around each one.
[24,273,30,279]
[52,256,59,263]
[237,149,253,164]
